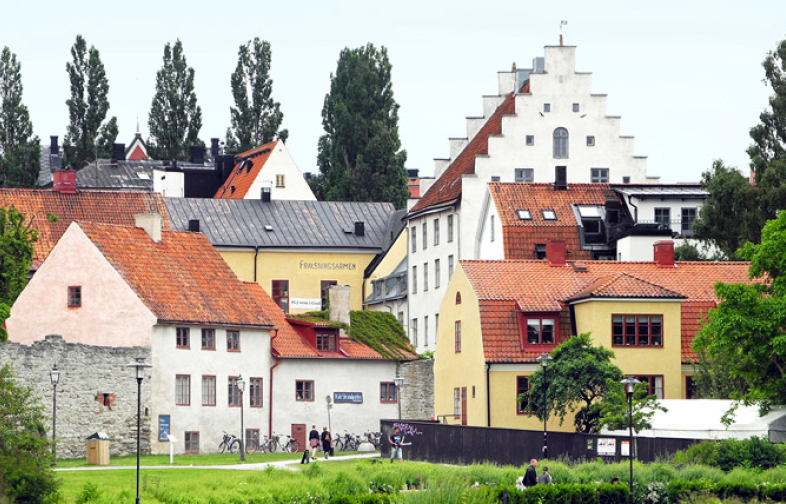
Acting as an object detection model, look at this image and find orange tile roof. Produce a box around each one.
[0,188,170,264]
[491,183,617,227]
[568,273,685,301]
[214,141,277,199]
[78,222,272,327]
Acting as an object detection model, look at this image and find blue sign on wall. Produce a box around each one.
[158,415,171,441]
[334,392,363,404]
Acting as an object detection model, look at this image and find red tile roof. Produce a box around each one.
[214,141,277,199]
[568,273,685,301]
[0,188,170,264]
[78,222,272,328]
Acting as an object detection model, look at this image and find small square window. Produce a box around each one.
[185,432,199,453]
[542,209,557,220]
[296,380,314,401]
[68,286,81,307]
[543,103,551,113]
[491,176,500,182]
[176,327,190,348]
[275,174,285,187]
[201,329,215,350]
[572,103,580,112]
[591,168,609,183]
[526,135,534,146]
[227,330,240,352]
[517,209,532,220]
[586,136,595,146]
[515,168,534,182]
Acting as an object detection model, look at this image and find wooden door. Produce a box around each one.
[461,387,468,426]
[291,423,306,451]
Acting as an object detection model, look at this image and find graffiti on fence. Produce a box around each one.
[393,422,423,436]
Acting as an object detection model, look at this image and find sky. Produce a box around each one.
[3,0,785,183]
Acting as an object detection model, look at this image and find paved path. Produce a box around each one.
[54,453,380,472]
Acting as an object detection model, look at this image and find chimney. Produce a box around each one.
[111,143,126,162]
[134,213,163,243]
[554,166,567,190]
[303,172,312,181]
[189,146,205,164]
[328,285,351,326]
[52,169,77,194]
[546,240,567,267]
[354,221,365,236]
[50,136,59,154]
[653,240,675,268]
[261,186,271,202]
[210,138,219,159]
[188,219,200,232]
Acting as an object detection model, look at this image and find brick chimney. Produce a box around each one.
[546,240,567,267]
[134,213,163,243]
[653,240,675,268]
[52,169,76,194]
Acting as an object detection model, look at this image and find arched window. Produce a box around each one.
[553,128,569,159]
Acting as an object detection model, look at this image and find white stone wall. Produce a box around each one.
[626,196,702,236]
[152,168,185,198]
[245,142,316,201]
[476,189,505,260]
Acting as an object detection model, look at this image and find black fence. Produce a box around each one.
[380,419,700,466]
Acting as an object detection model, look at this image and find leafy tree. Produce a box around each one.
[310,44,409,209]
[598,380,667,434]
[0,205,37,342]
[0,47,41,188]
[523,333,623,433]
[689,349,749,400]
[148,39,202,161]
[63,35,118,169]
[226,38,288,153]
[0,365,59,503]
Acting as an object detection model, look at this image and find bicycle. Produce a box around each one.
[335,431,358,452]
[267,434,301,453]
[219,431,240,454]
[365,431,382,450]
[245,434,269,454]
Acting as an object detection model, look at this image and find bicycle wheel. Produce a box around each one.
[229,438,240,454]
[289,439,300,453]
[219,442,227,454]
[334,439,344,452]
[267,439,278,453]
[246,439,258,454]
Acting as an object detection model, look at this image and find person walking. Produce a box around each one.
[536,466,553,485]
[389,427,404,464]
[320,426,332,459]
[308,425,320,460]
[524,459,538,488]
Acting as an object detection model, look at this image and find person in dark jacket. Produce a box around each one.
[524,459,538,488]
[320,426,332,459]
[308,425,320,460]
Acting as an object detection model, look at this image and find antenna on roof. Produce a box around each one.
[560,20,568,46]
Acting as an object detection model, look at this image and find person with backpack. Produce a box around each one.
[321,426,332,459]
[537,466,553,485]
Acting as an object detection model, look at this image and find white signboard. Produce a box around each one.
[621,440,630,457]
[290,298,323,310]
[597,438,616,457]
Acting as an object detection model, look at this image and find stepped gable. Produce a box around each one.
[215,141,277,199]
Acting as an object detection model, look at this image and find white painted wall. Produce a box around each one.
[625,196,701,236]
[244,142,316,201]
[476,189,504,260]
[153,169,185,198]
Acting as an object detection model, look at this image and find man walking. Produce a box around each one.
[524,459,538,488]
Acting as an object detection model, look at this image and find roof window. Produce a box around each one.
[542,210,557,221]
[516,209,532,220]
[264,225,274,232]
[577,206,602,218]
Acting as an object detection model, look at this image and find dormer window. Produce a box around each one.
[316,331,337,352]
[542,209,557,221]
[520,314,558,346]
[68,286,81,307]
[517,209,532,220]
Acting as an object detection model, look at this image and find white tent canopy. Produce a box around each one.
[601,400,786,443]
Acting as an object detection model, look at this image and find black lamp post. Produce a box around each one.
[49,363,60,467]
[620,376,640,504]
[127,357,152,504]
[535,352,553,459]
[237,375,245,462]
[394,374,404,420]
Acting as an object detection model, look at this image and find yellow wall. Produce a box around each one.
[433,265,488,426]
[219,249,375,312]
[573,299,683,399]
[364,230,407,294]
[489,369,577,432]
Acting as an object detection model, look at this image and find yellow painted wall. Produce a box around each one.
[219,249,376,312]
[433,265,488,426]
[573,300,683,399]
[489,370,576,432]
[364,230,407,294]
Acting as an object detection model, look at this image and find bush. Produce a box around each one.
[672,436,784,471]
[497,483,626,504]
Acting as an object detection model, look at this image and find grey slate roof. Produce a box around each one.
[611,184,708,199]
[165,198,398,250]
[72,160,214,191]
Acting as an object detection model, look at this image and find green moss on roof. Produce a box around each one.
[289,311,347,329]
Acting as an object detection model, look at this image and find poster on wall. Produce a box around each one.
[597,437,616,456]
[621,440,630,457]
[158,415,170,442]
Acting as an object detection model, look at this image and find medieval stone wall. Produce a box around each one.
[399,358,434,420]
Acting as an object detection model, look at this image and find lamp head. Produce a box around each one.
[50,363,60,386]
[536,352,553,368]
[393,374,404,387]
[126,357,152,380]
[620,376,640,396]
[236,374,245,392]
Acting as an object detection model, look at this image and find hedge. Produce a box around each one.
[495,483,628,504]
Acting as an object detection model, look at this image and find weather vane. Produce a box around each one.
[560,20,568,46]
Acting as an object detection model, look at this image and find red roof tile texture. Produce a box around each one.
[214,141,277,199]
[79,222,272,327]
[569,273,684,301]
[0,189,170,263]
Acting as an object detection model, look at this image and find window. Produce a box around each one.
[424,315,429,346]
[455,321,462,352]
[202,375,216,406]
[435,314,439,338]
[517,376,531,414]
[526,318,555,345]
[612,315,663,347]
[515,168,534,182]
[411,227,417,253]
[577,206,602,218]
[435,259,441,289]
[686,376,698,399]
[584,220,601,235]
[491,176,501,182]
[543,103,551,113]
[517,209,532,220]
[422,222,428,250]
[526,135,534,146]
[490,215,495,242]
[249,377,263,407]
[412,265,417,294]
[654,208,671,230]
[423,262,429,291]
[272,280,289,313]
[228,376,241,406]
[320,280,337,310]
[553,127,569,159]
[572,103,580,112]
[448,255,454,280]
[411,318,418,347]
[398,311,404,324]
[447,215,454,242]
[587,135,595,146]
[636,375,664,399]
[535,244,547,259]
[434,218,440,246]
[176,327,190,348]
[681,208,697,235]
[227,330,241,351]
[67,286,81,307]
[176,375,191,405]
[455,292,461,304]
[185,432,199,453]
[275,174,285,187]
[246,429,260,451]
[623,176,631,183]
[454,388,461,417]
[542,209,557,220]
[380,382,397,403]
[591,168,609,183]
[316,332,337,352]
[201,329,215,350]
[296,380,314,401]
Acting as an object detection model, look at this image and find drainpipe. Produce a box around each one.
[268,329,280,439]
[486,363,491,427]
[626,194,638,223]
[253,246,260,282]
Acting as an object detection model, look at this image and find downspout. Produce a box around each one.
[268,329,280,439]
[626,194,638,223]
[486,363,491,427]
[253,246,260,282]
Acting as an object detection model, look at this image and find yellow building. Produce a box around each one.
[434,240,751,431]
[165,198,404,313]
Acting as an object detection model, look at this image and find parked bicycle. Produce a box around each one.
[365,431,382,450]
[245,434,269,454]
[335,431,359,452]
[218,431,241,454]
[267,433,301,453]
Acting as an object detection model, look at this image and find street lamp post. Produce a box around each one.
[394,374,404,420]
[237,375,245,462]
[127,357,152,504]
[620,376,640,504]
[535,352,553,459]
[49,363,60,467]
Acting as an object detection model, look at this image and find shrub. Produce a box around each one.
[713,480,759,500]
[672,436,784,471]
[760,483,786,502]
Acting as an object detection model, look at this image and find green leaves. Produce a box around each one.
[598,380,667,433]
[0,46,40,187]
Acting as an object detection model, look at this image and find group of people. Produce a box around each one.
[516,459,553,490]
[303,425,332,463]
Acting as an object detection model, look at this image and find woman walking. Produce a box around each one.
[308,425,320,460]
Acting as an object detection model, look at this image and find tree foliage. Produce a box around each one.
[0,47,40,188]
[310,44,409,209]
[598,380,668,434]
[523,333,623,433]
[63,35,117,169]
[0,205,37,342]
[148,39,203,161]
[227,38,288,153]
[0,365,59,503]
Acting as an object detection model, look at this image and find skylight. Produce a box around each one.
[542,209,557,220]
[516,209,532,220]
[577,206,602,218]
[264,225,274,232]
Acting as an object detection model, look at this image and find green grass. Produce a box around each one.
[53,450,321,468]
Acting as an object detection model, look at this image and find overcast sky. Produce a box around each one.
[3,0,785,183]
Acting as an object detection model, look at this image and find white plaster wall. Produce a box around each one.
[245,142,316,201]
[476,188,505,260]
[153,169,185,198]
[8,223,156,347]
[271,358,399,438]
[150,325,272,454]
[626,196,703,235]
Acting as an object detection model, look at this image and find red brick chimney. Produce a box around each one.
[52,169,77,194]
[653,240,675,268]
[546,240,567,267]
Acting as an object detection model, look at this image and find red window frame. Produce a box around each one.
[517,376,531,415]
[296,380,314,401]
[246,429,260,450]
[316,331,337,352]
[201,328,215,350]
[249,377,263,407]
[202,375,216,406]
[380,382,397,403]
[228,376,241,406]
[176,327,190,349]
[455,321,462,353]
[227,330,241,352]
[185,432,199,453]
[612,314,663,347]
[68,286,82,307]
[272,280,289,313]
[635,375,664,399]
[175,375,190,406]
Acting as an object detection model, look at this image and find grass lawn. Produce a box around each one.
[54,450,322,468]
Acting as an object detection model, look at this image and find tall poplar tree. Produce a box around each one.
[148,39,202,161]
[63,35,117,169]
[227,38,288,153]
[0,47,40,187]
[310,44,409,209]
